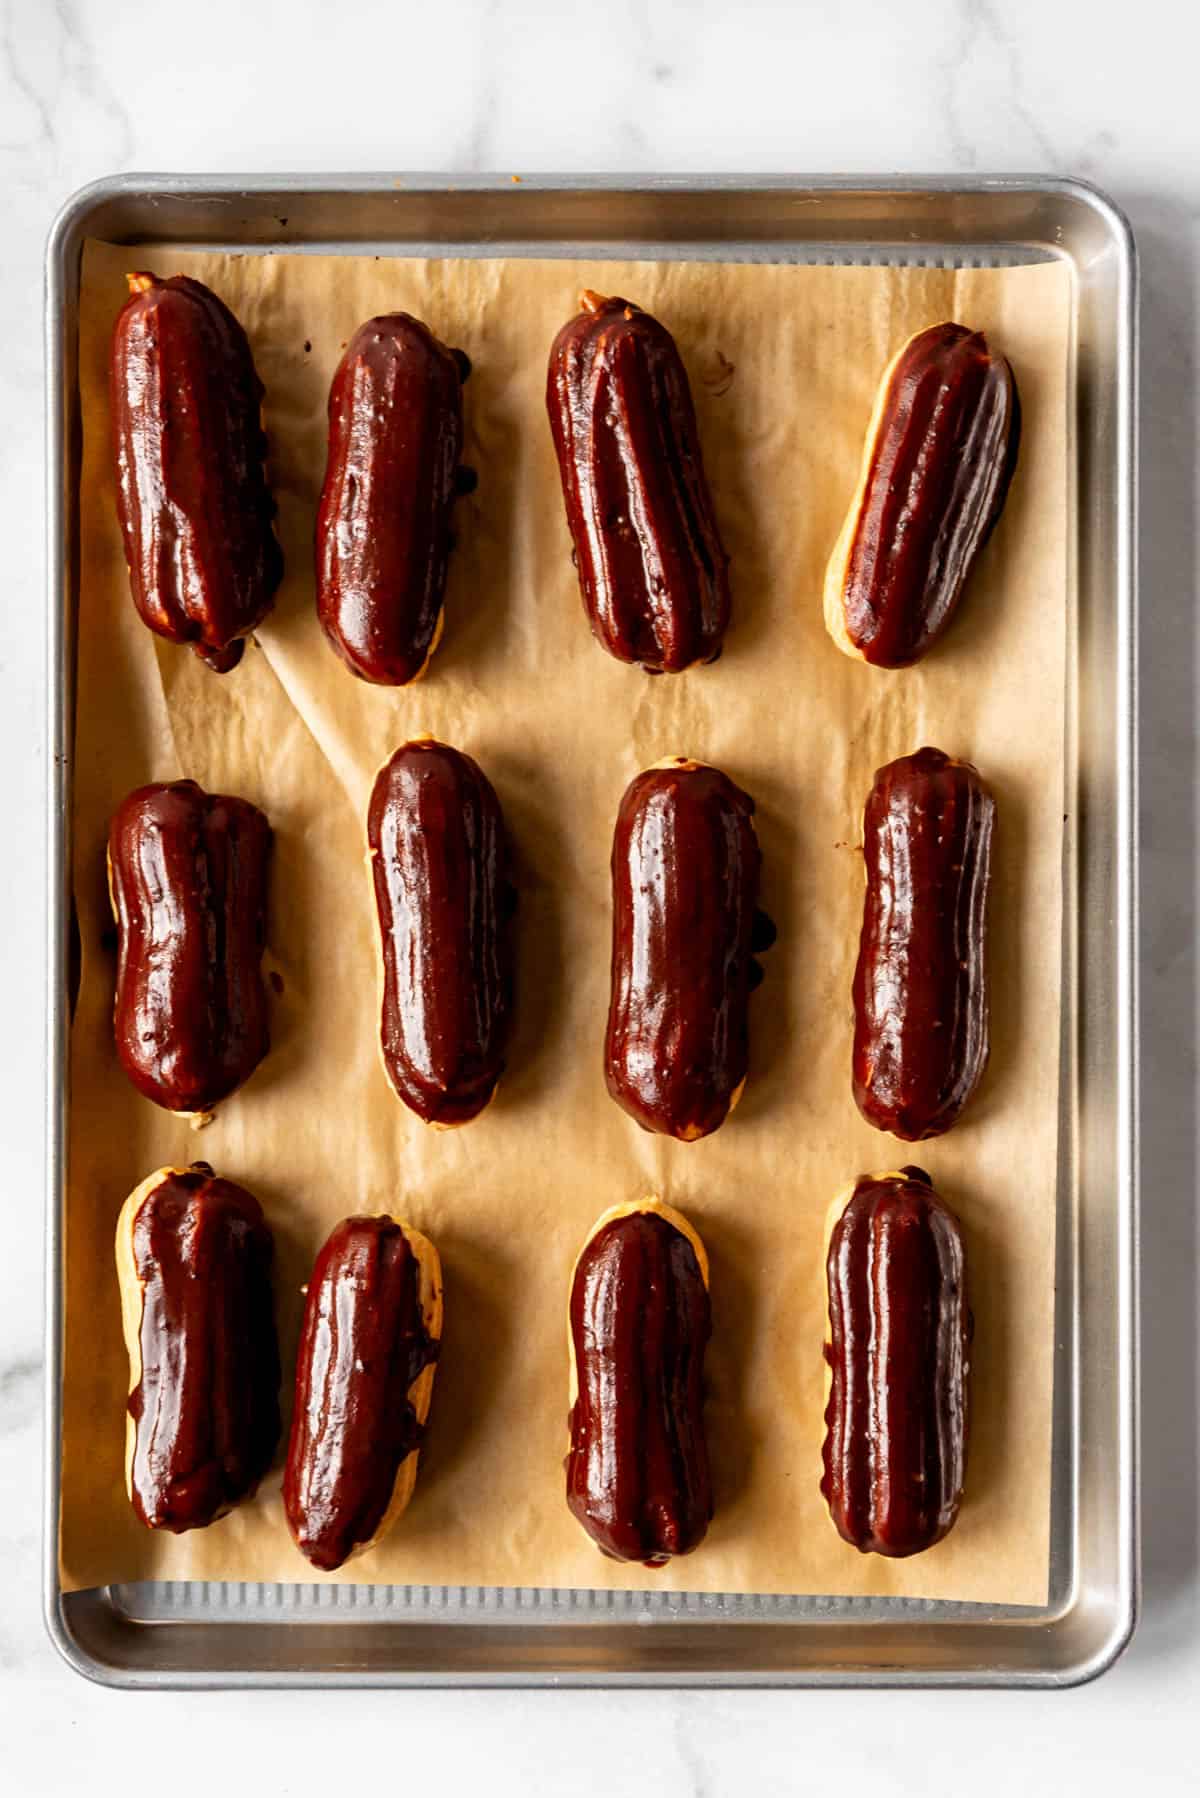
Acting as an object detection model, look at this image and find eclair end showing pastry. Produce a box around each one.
[824,322,1019,668]
[821,1168,970,1557]
[567,1198,712,1565]
[116,1163,280,1533]
[284,1215,443,1571]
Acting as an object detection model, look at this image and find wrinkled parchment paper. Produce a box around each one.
[61,239,1070,1603]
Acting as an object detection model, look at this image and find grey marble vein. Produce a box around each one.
[0,0,134,172]
[939,0,1057,169]
[456,0,501,171]
[671,1698,715,1798]
[0,1354,40,1433]
[0,0,55,153]
[53,0,135,165]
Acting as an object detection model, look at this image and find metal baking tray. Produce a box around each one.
[44,173,1138,1688]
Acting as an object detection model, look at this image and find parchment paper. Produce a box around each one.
[61,239,1070,1603]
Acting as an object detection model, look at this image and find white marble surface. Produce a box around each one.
[2,0,1197,1786]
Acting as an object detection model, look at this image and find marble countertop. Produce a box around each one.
[3,0,1196,1789]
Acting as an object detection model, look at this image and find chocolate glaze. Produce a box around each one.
[317,313,469,686]
[606,761,764,1140]
[546,292,731,672]
[108,780,271,1114]
[110,273,282,672]
[567,1210,712,1564]
[126,1166,280,1532]
[822,1170,969,1557]
[852,748,994,1141]
[843,322,1020,667]
[283,1217,439,1571]
[368,740,514,1125]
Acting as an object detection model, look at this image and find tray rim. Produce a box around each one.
[43,169,1139,1690]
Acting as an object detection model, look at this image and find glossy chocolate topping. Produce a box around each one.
[567,1210,712,1564]
[368,740,514,1125]
[852,747,994,1141]
[843,322,1019,667]
[110,273,282,672]
[126,1166,280,1532]
[605,761,765,1140]
[822,1170,969,1557]
[317,312,468,685]
[283,1217,439,1571]
[546,292,731,671]
[108,780,271,1114]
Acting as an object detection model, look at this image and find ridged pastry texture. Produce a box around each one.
[824,321,1019,668]
[284,1215,443,1571]
[567,1200,712,1564]
[547,291,731,671]
[110,272,282,671]
[116,1164,280,1533]
[605,758,771,1140]
[852,747,994,1141]
[108,780,271,1117]
[822,1168,970,1557]
[368,739,514,1126]
[317,312,470,685]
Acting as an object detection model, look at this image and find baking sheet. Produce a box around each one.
[61,239,1069,1603]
